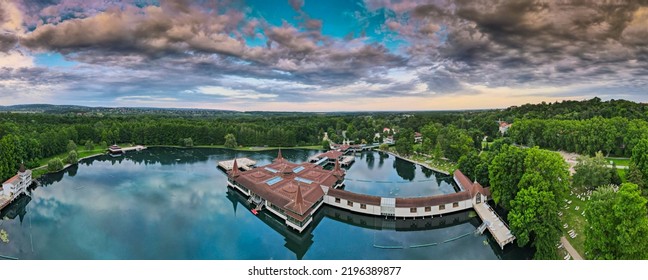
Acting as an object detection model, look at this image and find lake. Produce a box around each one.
[0,147,531,260]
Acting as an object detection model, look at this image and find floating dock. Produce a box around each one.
[218,158,257,171]
[473,200,515,249]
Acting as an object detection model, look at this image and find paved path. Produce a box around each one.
[561,236,583,260]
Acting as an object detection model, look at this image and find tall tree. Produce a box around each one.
[572,152,612,190]
[224,133,238,148]
[395,128,414,156]
[585,183,648,259]
[489,145,527,210]
[609,162,622,186]
[508,186,561,260]
[631,139,648,181]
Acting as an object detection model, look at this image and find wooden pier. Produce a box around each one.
[122,145,147,152]
[473,200,515,249]
[218,158,257,171]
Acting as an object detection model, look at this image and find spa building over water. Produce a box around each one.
[227,150,345,232]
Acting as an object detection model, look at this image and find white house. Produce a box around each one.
[1,163,31,203]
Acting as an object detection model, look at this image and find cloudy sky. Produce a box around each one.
[1,0,647,111]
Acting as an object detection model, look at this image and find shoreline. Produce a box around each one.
[384,151,451,175]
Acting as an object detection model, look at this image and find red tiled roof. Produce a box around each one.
[231,159,344,221]
[318,150,343,159]
[2,174,20,187]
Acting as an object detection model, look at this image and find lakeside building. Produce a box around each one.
[0,164,32,211]
[227,150,345,232]
[108,144,124,157]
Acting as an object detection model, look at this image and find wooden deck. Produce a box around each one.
[0,196,11,211]
[218,158,257,171]
[121,145,147,152]
[474,201,515,249]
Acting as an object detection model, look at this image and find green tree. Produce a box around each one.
[182,138,193,147]
[224,133,238,148]
[47,158,64,172]
[631,139,648,181]
[84,140,94,151]
[67,140,77,152]
[489,145,527,210]
[609,162,622,186]
[572,152,612,190]
[420,123,441,153]
[437,125,474,162]
[458,151,490,186]
[322,140,330,150]
[627,162,645,191]
[67,150,78,164]
[99,141,107,149]
[395,128,414,156]
[508,186,561,259]
[585,183,648,259]
[379,143,389,151]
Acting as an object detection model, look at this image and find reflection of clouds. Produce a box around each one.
[344,152,455,197]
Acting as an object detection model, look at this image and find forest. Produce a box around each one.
[1,97,648,260]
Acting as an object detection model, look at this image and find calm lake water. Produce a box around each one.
[0,148,532,260]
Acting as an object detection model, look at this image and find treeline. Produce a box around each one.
[0,112,409,180]
[498,97,648,120]
[509,117,647,157]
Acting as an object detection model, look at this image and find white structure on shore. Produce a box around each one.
[1,163,32,210]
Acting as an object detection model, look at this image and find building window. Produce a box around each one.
[453,202,459,208]
[335,198,341,203]
[360,204,367,209]
[347,201,353,207]
[410,207,417,213]
[439,204,445,210]
[425,206,431,212]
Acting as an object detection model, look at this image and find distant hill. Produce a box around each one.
[0,104,240,116]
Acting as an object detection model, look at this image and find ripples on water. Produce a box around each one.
[0,148,531,260]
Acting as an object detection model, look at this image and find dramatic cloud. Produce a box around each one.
[0,0,646,110]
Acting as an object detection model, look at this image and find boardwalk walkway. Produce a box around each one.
[473,201,515,249]
[561,236,583,260]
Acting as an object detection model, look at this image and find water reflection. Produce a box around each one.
[0,148,531,260]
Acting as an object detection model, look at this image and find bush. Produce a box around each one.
[67,140,77,152]
[47,158,65,172]
[182,138,194,147]
[67,150,78,164]
[85,140,94,151]
[322,140,330,150]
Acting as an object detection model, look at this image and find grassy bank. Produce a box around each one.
[605,157,631,167]
[559,188,589,259]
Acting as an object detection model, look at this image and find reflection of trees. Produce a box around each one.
[393,158,416,181]
[421,166,435,178]
[67,164,78,177]
[378,151,388,168]
[0,195,31,224]
[365,152,375,170]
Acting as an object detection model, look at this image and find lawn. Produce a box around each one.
[605,157,631,167]
[559,187,590,259]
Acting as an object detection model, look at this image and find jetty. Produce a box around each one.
[218,158,257,171]
[473,200,515,249]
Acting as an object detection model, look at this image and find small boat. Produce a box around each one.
[251,209,258,215]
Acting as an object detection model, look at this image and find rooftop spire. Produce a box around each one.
[19,162,26,173]
[294,182,305,214]
[230,158,239,177]
[334,158,341,172]
[276,149,283,161]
